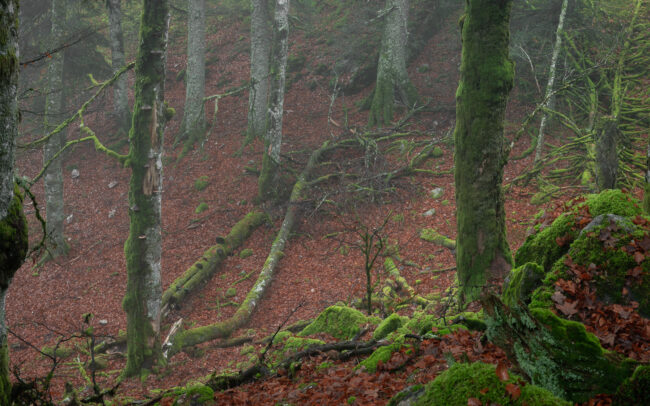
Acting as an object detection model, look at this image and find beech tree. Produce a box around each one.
[43,0,68,259]
[245,0,272,144]
[0,0,29,401]
[258,0,289,200]
[368,0,417,127]
[107,0,130,136]
[178,0,206,144]
[122,0,170,376]
[454,0,514,302]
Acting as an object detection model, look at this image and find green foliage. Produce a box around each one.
[194,176,210,191]
[224,287,237,298]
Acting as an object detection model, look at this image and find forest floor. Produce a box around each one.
[8,8,645,406]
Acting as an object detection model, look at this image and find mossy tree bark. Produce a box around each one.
[178,0,206,144]
[107,0,130,136]
[454,0,514,302]
[367,0,418,128]
[594,117,618,190]
[0,1,29,402]
[244,0,272,145]
[43,0,68,258]
[533,0,567,164]
[122,0,170,377]
[258,0,289,201]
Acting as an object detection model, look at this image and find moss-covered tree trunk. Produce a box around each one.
[122,0,170,377]
[43,0,68,258]
[178,0,206,143]
[454,0,514,302]
[258,0,289,201]
[244,0,272,145]
[0,1,29,402]
[595,116,618,190]
[107,0,130,136]
[368,0,418,127]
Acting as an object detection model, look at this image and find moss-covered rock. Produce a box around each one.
[299,305,370,340]
[358,339,405,374]
[515,190,641,271]
[613,365,650,406]
[483,296,637,403]
[373,313,406,340]
[239,248,253,259]
[502,262,545,307]
[529,214,650,316]
[172,382,214,405]
[388,362,570,406]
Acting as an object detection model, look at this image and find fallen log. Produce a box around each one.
[164,140,337,358]
[161,211,268,315]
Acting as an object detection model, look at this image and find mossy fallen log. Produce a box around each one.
[165,140,336,358]
[161,210,268,314]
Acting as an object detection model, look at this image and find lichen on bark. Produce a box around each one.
[122,0,170,377]
[453,0,514,302]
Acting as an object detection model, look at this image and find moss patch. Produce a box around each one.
[299,305,369,340]
[239,248,253,259]
[194,175,210,191]
[373,313,406,340]
[614,365,650,405]
[398,362,570,406]
[502,262,545,307]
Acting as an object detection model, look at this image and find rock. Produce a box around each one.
[108,209,116,219]
[108,180,118,189]
[65,214,73,224]
[71,169,79,179]
[98,319,108,326]
[430,187,444,199]
[422,208,436,217]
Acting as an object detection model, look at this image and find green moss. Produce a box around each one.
[529,215,650,316]
[502,262,545,307]
[172,382,214,405]
[0,185,28,286]
[614,365,650,405]
[299,305,369,340]
[194,202,208,214]
[194,175,210,191]
[404,362,570,406]
[373,313,406,340]
[358,340,404,374]
[239,248,253,259]
[224,287,237,298]
[41,345,74,359]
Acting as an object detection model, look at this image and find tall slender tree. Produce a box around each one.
[42,0,68,259]
[258,0,289,201]
[122,0,170,376]
[533,0,568,164]
[0,0,29,401]
[245,0,272,145]
[454,0,514,302]
[179,0,206,143]
[107,0,130,136]
[368,0,418,127]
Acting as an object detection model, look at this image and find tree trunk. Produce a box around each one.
[0,1,29,402]
[454,0,514,302]
[43,0,68,258]
[368,0,418,127]
[533,0,568,163]
[258,0,289,201]
[107,0,130,136]
[179,0,206,143]
[245,0,272,145]
[595,117,618,190]
[122,0,170,377]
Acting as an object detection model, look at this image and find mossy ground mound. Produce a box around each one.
[299,305,375,340]
[388,362,570,406]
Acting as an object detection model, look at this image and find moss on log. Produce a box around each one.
[166,140,336,357]
[161,211,268,313]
